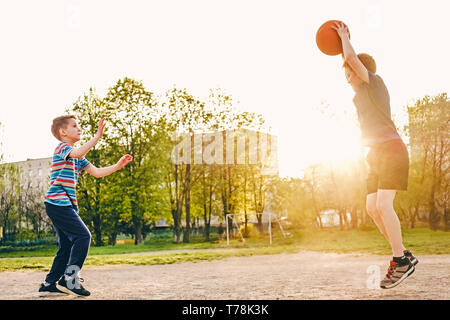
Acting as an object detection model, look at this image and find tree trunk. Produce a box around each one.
[83,188,103,246]
[444,208,449,231]
[94,179,103,246]
[243,168,248,237]
[203,190,209,241]
[108,232,117,246]
[252,175,264,235]
[204,182,213,242]
[183,204,190,242]
[92,215,103,246]
[410,206,418,229]
[183,163,191,243]
[351,206,358,229]
[172,208,183,243]
[429,180,440,230]
[256,213,263,234]
[338,209,344,230]
[316,216,322,229]
[171,163,184,243]
[1,221,6,244]
[244,213,248,238]
[204,223,210,241]
[134,220,143,245]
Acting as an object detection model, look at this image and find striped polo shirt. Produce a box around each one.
[44,142,92,212]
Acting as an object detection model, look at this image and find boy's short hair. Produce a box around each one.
[51,115,77,141]
[343,53,377,74]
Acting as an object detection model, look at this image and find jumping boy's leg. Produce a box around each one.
[375,189,416,289]
[366,192,407,252]
[376,189,404,257]
[366,192,390,241]
[365,161,394,243]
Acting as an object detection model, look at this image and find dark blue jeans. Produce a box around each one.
[44,202,91,284]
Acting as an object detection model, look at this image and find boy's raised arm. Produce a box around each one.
[69,118,106,159]
[332,22,369,84]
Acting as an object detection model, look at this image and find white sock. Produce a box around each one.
[65,271,82,280]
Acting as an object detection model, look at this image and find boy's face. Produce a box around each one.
[60,118,81,143]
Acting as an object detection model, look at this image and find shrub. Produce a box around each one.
[240,223,258,238]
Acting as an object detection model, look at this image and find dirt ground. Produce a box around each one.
[1,250,449,300]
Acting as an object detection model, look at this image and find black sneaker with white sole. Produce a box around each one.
[38,283,66,294]
[58,277,91,296]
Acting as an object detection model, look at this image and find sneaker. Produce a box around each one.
[58,276,91,296]
[380,259,415,289]
[404,250,419,266]
[38,283,66,294]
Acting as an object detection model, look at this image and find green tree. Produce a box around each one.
[103,77,166,244]
[162,87,214,243]
[407,93,449,230]
[206,90,267,236]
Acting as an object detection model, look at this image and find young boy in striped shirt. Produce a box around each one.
[39,115,132,296]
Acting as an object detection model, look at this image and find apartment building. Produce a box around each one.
[8,157,53,191]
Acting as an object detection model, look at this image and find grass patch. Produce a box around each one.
[0,236,224,258]
[0,246,299,272]
[293,227,450,255]
[0,227,448,272]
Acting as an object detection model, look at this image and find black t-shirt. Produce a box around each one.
[353,71,401,147]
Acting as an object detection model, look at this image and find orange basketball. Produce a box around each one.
[316,20,350,56]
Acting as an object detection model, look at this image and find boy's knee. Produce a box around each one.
[57,238,71,249]
[367,208,381,220]
[56,244,71,256]
[77,229,91,242]
[366,202,379,219]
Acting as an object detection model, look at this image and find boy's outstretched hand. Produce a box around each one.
[117,154,133,169]
[96,118,106,139]
[331,21,350,40]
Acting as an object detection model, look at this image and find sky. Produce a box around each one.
[0,0,448,178]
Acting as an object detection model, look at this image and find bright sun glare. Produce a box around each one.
[277,100,364,178]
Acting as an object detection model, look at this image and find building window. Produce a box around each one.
[38,168,42,176]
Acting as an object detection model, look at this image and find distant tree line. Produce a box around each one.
[0,84,448,246]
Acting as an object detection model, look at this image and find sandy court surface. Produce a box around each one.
[1,250,449,300]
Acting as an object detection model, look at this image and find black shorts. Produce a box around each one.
[366,138,409,195]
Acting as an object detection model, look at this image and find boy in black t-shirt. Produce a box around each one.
[332,22,418,289]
